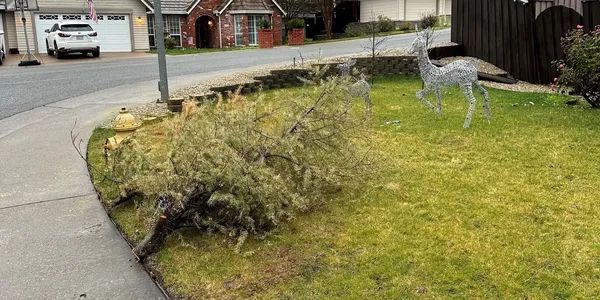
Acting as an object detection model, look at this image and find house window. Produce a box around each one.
[247,15,267,45]
[234,15,243,46]
[148,15,182,48]
[85,15,104,21]
[148,15,155,47]
[38,15,59,20]
[62,15,82,21]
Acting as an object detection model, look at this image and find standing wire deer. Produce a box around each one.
[409,28,491,128]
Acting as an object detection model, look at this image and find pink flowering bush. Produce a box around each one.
[555,25,600,108]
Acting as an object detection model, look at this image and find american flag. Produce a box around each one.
[88,0,98,23]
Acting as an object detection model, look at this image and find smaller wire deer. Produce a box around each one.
[338,59,372,115]
[409,28,491,128]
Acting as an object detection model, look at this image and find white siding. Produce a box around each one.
[12,0,149,52]
[15,11,36,52]
[132,11,149,50]
[405,0,437,21]
[360,0,451,22]
[5,12,17,50]
[359,0,403,22]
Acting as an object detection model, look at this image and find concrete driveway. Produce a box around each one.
[0,29,450,299]
[1,52,154,68]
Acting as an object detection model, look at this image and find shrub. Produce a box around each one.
[287,18,305,29]
[259,19,272,30]
[555,25,600,108]
[377,16,395,32]
[164,37,177,49]
[107,76,372,259]
[345,16,393,37]
[398,21,412,31]
[419,12,438,29]
[345,22,368,37]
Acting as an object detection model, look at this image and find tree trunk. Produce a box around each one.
[321,0,333,39]
[132,209,180,260]
[132,186,211,260]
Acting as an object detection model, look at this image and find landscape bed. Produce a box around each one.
[88,76,600,299]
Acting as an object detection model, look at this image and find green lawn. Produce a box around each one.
[88,76,600,299]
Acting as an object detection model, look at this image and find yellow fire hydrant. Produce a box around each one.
[104,107,141,151]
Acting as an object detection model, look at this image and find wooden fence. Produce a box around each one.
[451,0,600,83]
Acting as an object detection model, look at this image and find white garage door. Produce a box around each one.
[35,14,131,53]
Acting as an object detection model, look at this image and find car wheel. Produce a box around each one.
[54,42,65,59]
[0,53,3,66]
[46,41,55,56]
[92,47,100,58]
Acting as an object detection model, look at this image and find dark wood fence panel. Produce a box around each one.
[535,6,583,83]
[451,0,536,82]
[583,0,600,31]
[451,0,600,83]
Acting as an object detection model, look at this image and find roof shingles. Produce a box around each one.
[144,0,283,14]
[222,0,272,12]
[144,0,195,13]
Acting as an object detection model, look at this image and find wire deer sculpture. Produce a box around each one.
[409,27,491,128]
[338,59,372,115]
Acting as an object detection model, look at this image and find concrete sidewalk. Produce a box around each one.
[0,70,236,299]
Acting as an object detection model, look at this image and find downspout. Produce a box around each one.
[403,0,407,21]
[270,14,274,44]
[214,10,223,48]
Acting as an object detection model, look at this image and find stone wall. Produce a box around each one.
[169,55,419,112]
[315,56,419,76]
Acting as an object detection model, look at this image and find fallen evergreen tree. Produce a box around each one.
[104,75,373,260]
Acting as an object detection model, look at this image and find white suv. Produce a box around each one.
[45,21,100,58]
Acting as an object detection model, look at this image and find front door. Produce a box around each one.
[196,16,214,48]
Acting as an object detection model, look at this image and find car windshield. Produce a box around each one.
[60,24,94,32]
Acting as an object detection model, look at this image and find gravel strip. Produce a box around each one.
[437,56,555,93]
[439,56,508,76]
[481,80,554,93]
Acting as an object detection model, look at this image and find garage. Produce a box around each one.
[35,14,132,53]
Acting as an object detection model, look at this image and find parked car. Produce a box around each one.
[0,29,5,65]
[45,21,100,59]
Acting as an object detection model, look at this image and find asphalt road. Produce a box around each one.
[0,29,450,120]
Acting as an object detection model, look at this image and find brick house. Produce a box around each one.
[141,0,286,48]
